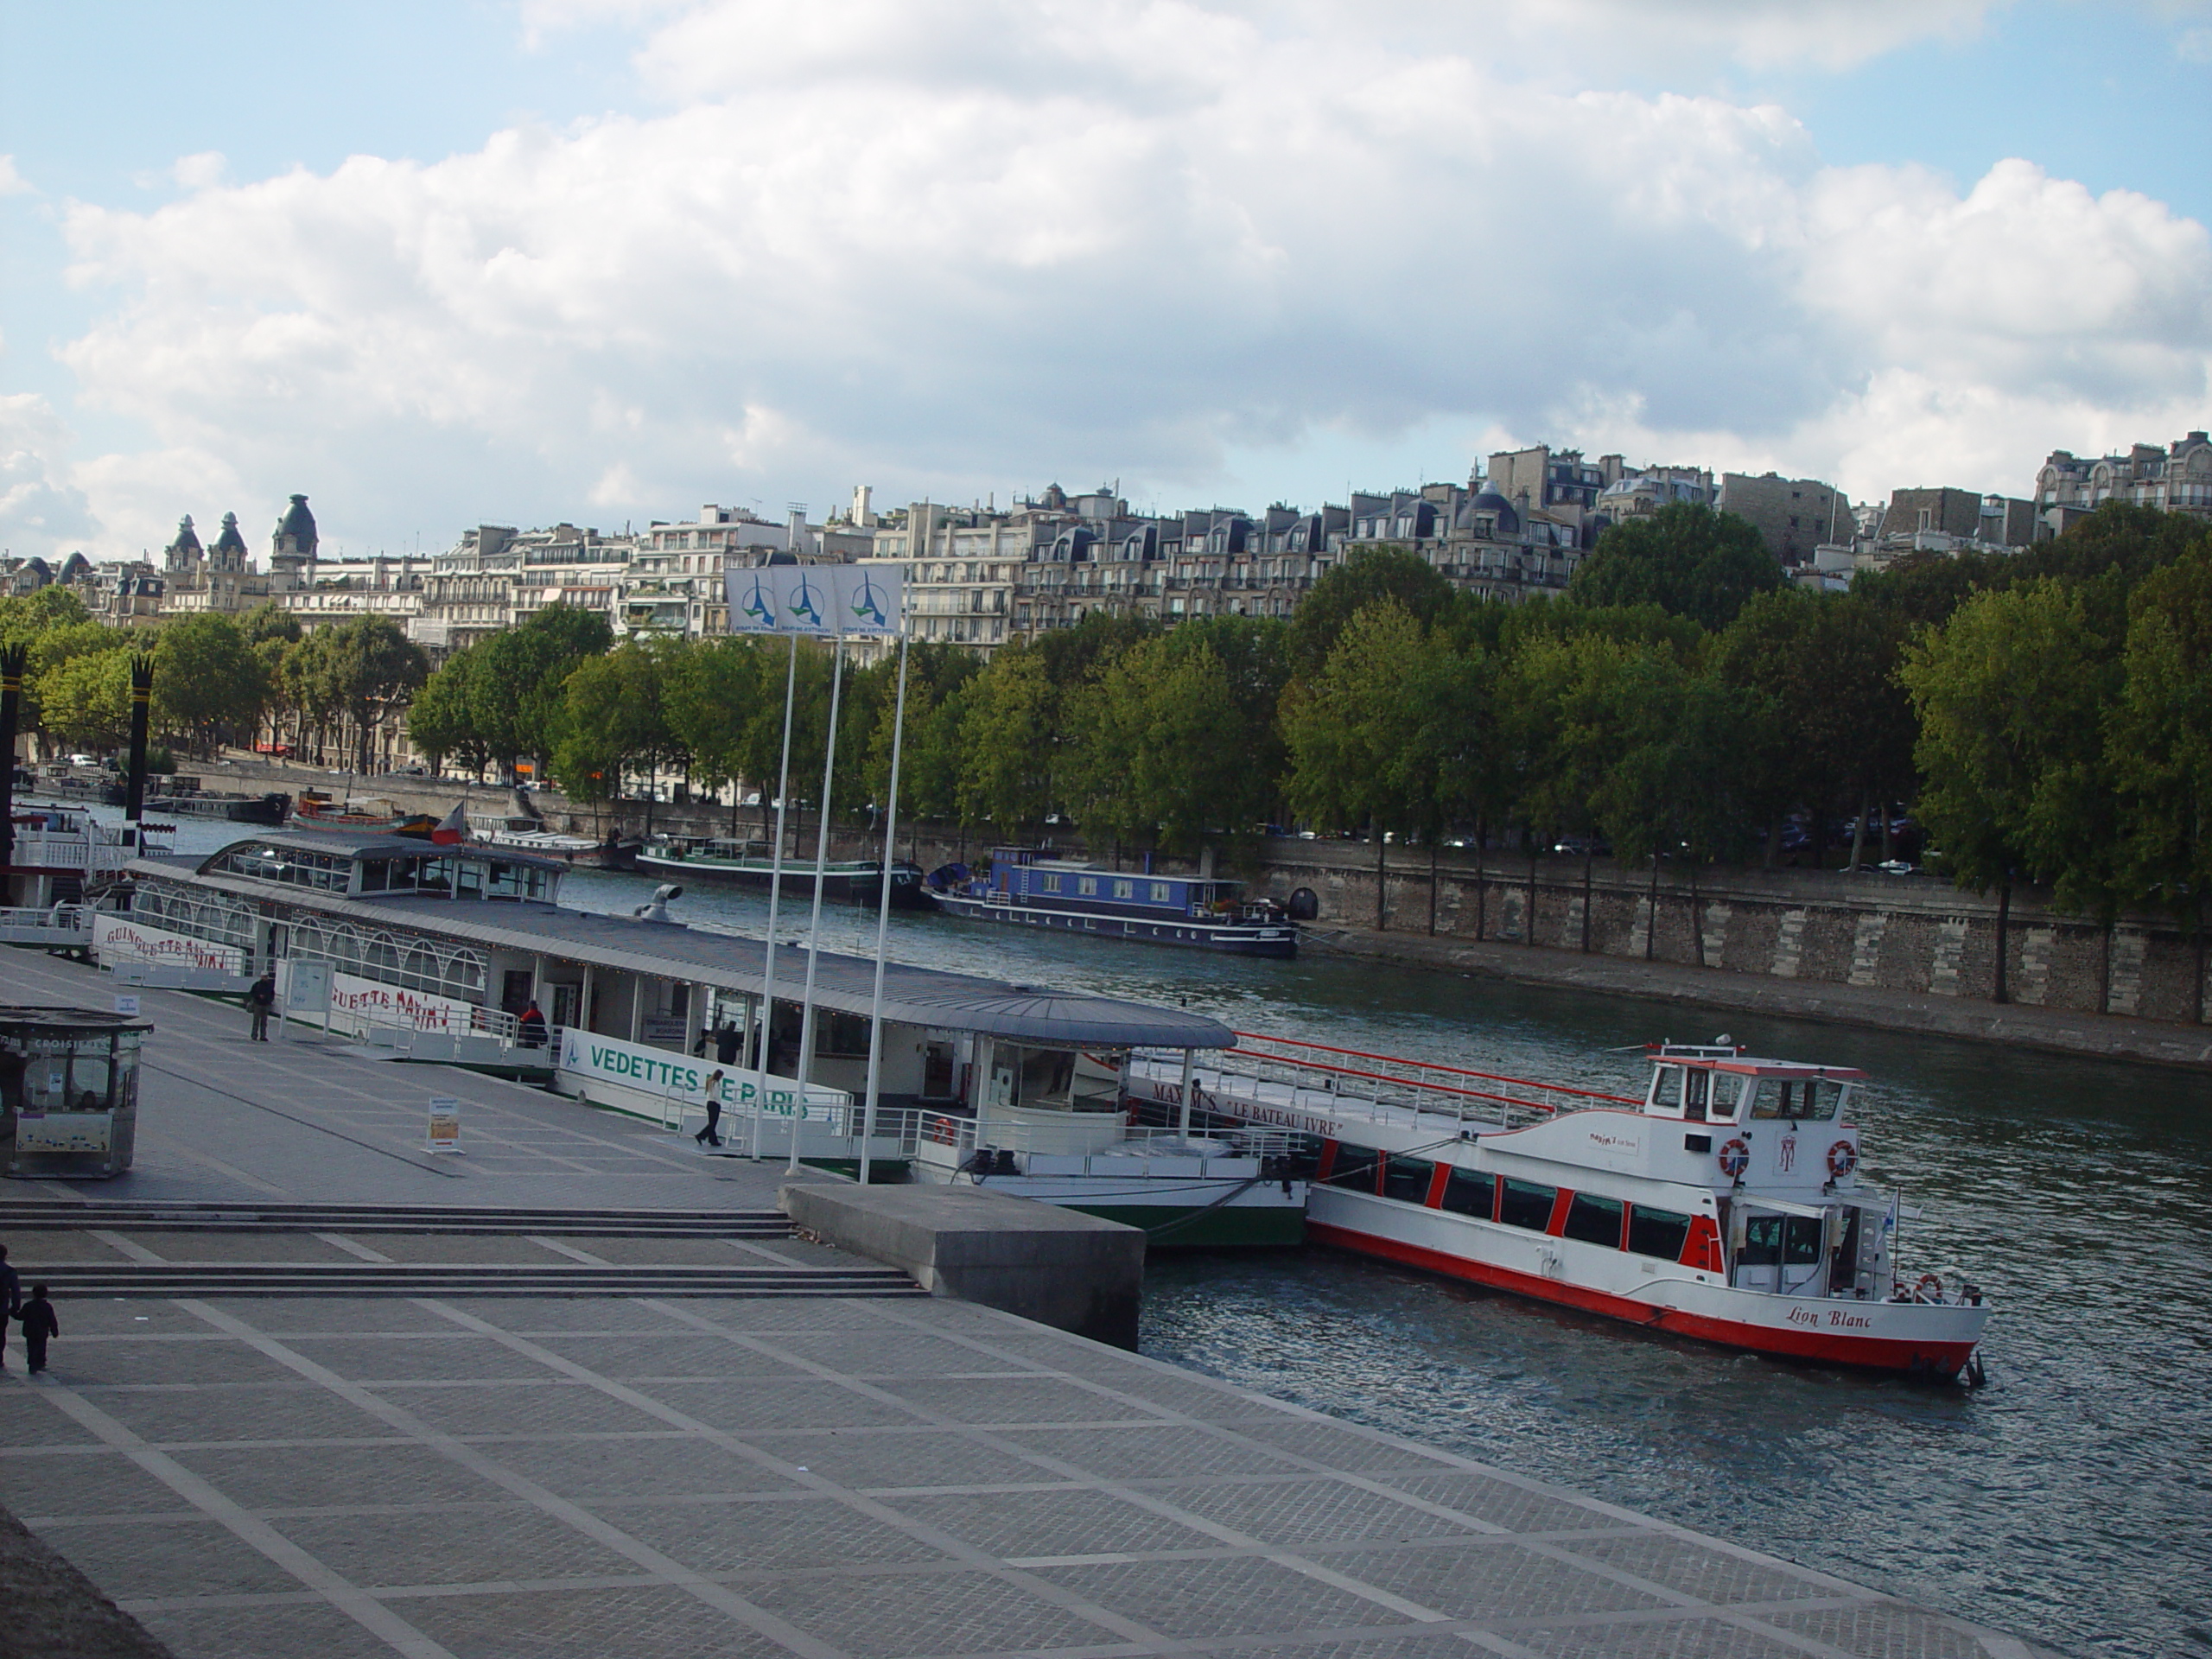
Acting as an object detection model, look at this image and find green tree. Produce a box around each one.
[154,613,268,756]
[404,652,487,778]
[957,647,1058,833]
[665,636,767,831]
[315,615,430,772]
[2109,544,2212,982]
[1901,578,2120,911]
[1289,546,1457,677]
[550,639,688,830]
[467,605,614,779]
[873,645,982,829]
[0,586,91,651]
[1567,502,1781,629]
[35,645,134,753]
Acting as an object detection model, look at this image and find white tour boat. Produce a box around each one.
[1126,1033,1991,1378]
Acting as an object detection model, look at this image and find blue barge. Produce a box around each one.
[931,848,1297,957]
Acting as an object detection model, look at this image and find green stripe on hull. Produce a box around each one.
[1065,1203,1306,1249]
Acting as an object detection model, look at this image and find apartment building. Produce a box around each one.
[2034,431,2212,537]
[1714,473,1849,567]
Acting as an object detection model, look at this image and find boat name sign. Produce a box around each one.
[556,1028,844,1117]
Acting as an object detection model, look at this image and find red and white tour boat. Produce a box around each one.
[1127,1034,1990,1379]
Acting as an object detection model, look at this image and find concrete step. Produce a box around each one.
[30,1262,923,1298]
[0,1201,793,1237]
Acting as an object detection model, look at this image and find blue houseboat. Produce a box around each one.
[931,848,1296,957]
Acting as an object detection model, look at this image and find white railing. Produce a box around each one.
[0,904,94,945]
[909,1109,1297,1163]
[331,999,551,1065]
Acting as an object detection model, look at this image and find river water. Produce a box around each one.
[133,817,2212,1656]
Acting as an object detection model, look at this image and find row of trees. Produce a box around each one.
[11,499,2209,941]
[0,590,429,771]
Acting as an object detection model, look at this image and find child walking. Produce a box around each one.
[16,1285,56,1375]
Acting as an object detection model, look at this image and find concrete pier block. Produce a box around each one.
[779,1179,1145,1348]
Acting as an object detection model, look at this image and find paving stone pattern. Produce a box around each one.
[3,1285,2052,1659]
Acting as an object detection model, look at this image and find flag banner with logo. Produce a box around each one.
[724,564,904,636]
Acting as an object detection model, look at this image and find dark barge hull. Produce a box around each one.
[932,894,1296,956]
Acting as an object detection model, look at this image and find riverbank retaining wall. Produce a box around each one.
[219,756,2209,1033]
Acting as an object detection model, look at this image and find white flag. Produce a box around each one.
[725,564,903,636]
[833,565,904,635]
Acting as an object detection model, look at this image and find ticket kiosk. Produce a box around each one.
[0,1007,149,1179]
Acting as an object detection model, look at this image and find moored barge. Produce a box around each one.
[931,847,1295,957]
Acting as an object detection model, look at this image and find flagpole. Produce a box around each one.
[753,631,800,1160]
[857,629,911,1186]
[788,634,846,1175]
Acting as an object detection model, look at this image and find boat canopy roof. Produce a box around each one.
[193,832,567,875]
[130,853,1236,1050]
[1661,1056,1868,1083]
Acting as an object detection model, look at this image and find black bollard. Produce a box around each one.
[124,652,155,825]
[0,644,23,886]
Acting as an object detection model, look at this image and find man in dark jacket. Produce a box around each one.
[517,1001,548,1048]
[246,972,276,1041]
[715,1020,741,1066]
[16,1285,56,1374]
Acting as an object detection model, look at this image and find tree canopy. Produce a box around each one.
[1567,502,1781,629]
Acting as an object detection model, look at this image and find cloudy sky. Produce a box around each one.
[3,0,2209,563]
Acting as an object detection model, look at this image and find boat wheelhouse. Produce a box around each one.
[98,832,1293,1236]
[932,847,1296,957]
[1127,1036,1991,1377]
[637,836,933,910]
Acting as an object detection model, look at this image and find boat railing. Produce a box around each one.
[0,903,95,946]
[907,1109,1298,1162]
[1188,1031,1641,1130]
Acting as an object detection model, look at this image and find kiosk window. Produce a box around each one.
[1562,1193,1624,1248]
[1440,1169,1495,1218]
[1325,1147,1380,1191]
[1498,1179,1556,1230]
[1628,1205,1694,1261]
[1382,1155,1434,1204]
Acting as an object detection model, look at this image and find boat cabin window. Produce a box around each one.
[1498,1178,1557,1231]
[1150,882,1172,903]
[1381,1154,1433,1203]
[1562,1193,1624,1248]
[1746,1077,1843,1122]
[1077,876,1097,896]
[1440,1169,1495,1218]
[1783,1216,1825,1265]
[209,844,352,892]
[1324,1145,1380,1191]
[1042,874,1063,893]
[1627,1205,1693,1261]
[1739,1214,1783,1267]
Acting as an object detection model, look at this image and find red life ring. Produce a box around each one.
[1717,1137,1751,1179]
[927,1116,956,1146]
[1827,1139,1858,1179]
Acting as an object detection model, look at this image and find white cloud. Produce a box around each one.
[0,395,99,558]
[0,155,32,197]
[36,0,2212,553]
[172,151,229,191]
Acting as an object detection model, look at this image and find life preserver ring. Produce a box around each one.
[1914,1273,1944,1302]
[927,1116,955,1146]
[1717,1137,1751,1179]
[1826,1140,1857,1179]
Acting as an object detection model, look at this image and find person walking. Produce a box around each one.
[695,1068,726,1149]
[0,1245,19,1372]
[16,1286,55,1375]
[517,1001,548,1049]
[246,970,276,1042]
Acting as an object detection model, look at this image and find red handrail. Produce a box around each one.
[1230,1029,1642,1106]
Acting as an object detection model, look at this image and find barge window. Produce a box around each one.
[1783,1216,1825,1265]
[1739,1215,1783,1267]
[1114,880,1134,899]
[1562,1193,1624,1248]
[1440,1169,1495,1218]
[1627,1205,1694,1261]
[1381,1154,1434,1204]
[1325,1147,1381,1191]
[1498,1178,1556,1230]
[487,862,526,899]
[1150,882,1172,902]
[1078,877,1097,896]
[1042,874,1063,893]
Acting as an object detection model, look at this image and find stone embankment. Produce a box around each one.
[217,754,2212,1068]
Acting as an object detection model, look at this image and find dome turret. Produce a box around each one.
[212,511,248,556]
[272,493,318,559]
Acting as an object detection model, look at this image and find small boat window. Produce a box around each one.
[1627,1205,1693,1261]
[1748,1077,1840,1121]
[1324,1146,1380,1191]
[1078,877,1098,896]
[454,861,486,899]
[1042,874,1063,893]
[1440,1168,1495,1218]
[1149,882,1172,903]
[488,862,527,899]
[358,860,388,893]
[415,857,454,896]
[1739,1215,1783,1267]
[1381,1154,1433,1203]
[1647,1063,1682,1110]
[1498,1178,1556,1231]
[1783,1216,1825,1266]
[1682,1068,1711,1121]
[1114,879,1134,899]
[1562,1193,1624,1248]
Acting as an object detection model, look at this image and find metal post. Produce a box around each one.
[858,632,911,1187]
[788,637,846,1175]
[0,645,22,884]
[125,653,155,825]
[1177,1046,1194,1143]
[756,632,801,1134]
